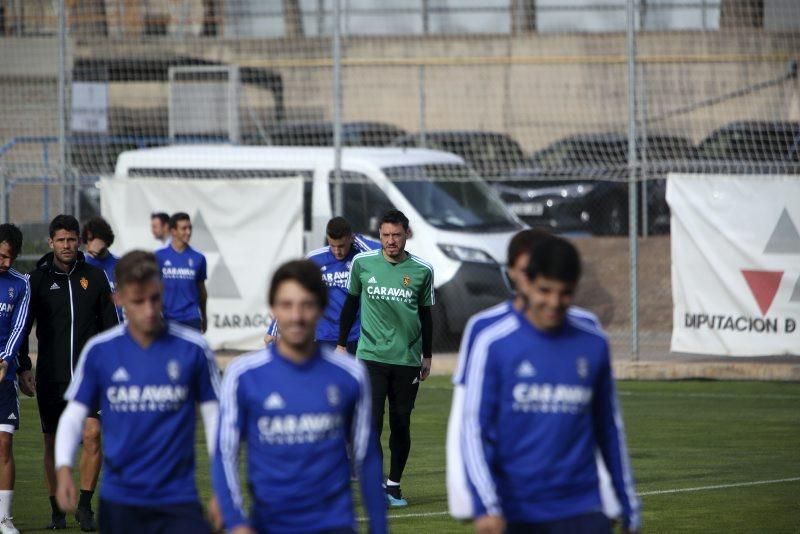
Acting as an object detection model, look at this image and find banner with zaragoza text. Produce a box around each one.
[667,174,800,356]
[100,177,303,350]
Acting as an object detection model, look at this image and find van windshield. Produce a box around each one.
[383,164,521,231]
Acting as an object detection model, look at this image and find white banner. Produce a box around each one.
[99,177,303,350]
[667,174,800,356]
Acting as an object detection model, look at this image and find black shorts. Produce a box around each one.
[0,380,19,433]
[99,500,210,534]
[362,359,421,415]
[37,381,100,434]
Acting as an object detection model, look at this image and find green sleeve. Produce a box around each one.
[422,267,434,306]
[348,257,363,296]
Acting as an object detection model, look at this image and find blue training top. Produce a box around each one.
[459,307,641,530]
[0,269,30,381]
[65,322,220,506]
[213,344,387,534]
[155,245,207,323]
[85,252,123,322]
[267,234,380,342]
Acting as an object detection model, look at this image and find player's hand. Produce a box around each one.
[230,526,256,534]
[335,345,348,354]
[420,356,432,381]
[18,370,35,397]
[55,466,77,513]
[207,496,223,532]
[263,334,275,346]
[474,514,505,534]
[0,360,7,382]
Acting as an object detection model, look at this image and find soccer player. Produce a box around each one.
[458,236,641,534]
[155,212,208,332]
[212,260,386,534]
[150,212,170,247]
[264,216,380,351]
[81,216,122,322]
[54,250,220,533]
[446,230,620,521]
[18,214,119,531]
[0,224,31,534]
[337,209,434,507]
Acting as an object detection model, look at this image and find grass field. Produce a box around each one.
[7,377,800,533]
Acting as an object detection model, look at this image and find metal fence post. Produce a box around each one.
[332,0,343,217]
[626,0,640,362]
[57,0,68,216]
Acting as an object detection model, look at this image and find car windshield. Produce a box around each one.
[383,164,521,231]
[531,140,627,168]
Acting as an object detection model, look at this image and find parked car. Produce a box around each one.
[696,121,800,163]
[494,133,696,235]
[257,121,407,147]
[392,130,530,178]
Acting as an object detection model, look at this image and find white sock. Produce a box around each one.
[0,490,13,518]
[386,479,400,487]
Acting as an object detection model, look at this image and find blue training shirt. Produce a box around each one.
[85,252,123,322]
[155,245,207,323]
[213,344,387,534]
[65,322,220,506]
[460,308,641,530]
[266,234,380,342]
[0,269,30,381]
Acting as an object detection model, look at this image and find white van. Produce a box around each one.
[114,145,524,336]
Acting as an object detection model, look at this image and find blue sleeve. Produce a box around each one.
[212,367,249,530]
[266,318,279,337]
[354,234,381,252]
[1,277,30,362]
[461,336,502,518]
[351,363,387,533]
[197,254,207,282]
[64,344,100,408]
[194,343,220,403]
[592,344,642,531]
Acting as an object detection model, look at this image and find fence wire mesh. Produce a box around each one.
[1,0,798,357]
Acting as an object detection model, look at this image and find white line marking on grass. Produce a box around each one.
[422,387,800,400]
[361,477,800,522]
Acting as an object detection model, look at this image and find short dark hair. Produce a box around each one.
[507,228,551,267]
[81,216,115,247]
[151,212,169,224]
[326,217,352,240]
[0,224,23,258]
[115,250,160,290]
[169,212,190,230]
[525,235,582,285]
[49,214,80,238]
[268,259,328,310]
[379,209,409,230]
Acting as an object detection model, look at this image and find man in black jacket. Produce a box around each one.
[19,215,118,531]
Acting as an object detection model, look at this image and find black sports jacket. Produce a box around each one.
[19,251,119,384]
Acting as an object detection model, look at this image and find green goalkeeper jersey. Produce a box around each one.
[348,248,435,367]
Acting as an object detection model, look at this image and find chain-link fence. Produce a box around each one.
[2,0,798,356]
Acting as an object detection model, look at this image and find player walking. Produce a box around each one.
[212,260,386,534]
[337,209,434,507]
[54,250,220,533]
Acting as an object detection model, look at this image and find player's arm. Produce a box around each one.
[16,273,36,395]
[337,258,363,351]
[55,344,100,512]
[592,344,642,533]
[98,273,120,328]
[211,368,250,531]
[418,305,433,380]
[461,335,503,524]
[196,341,221,457]
[351,365,388,534]
[264,317,279,345]
[0,277,30,381]
[198,281,208,333]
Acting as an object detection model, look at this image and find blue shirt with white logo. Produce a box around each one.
[212,344,387,534]
[459,307,641,529]
[65,323,220,506]
[0,269,30,381]
[155,245,207,323]
[267,235,380,342]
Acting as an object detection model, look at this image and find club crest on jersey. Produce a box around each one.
[7,287,13,300]
[80,277,89,290]
[576,357,589,379]
[327,385,340,407]
[402,275,411,287]
[167,360,180,382]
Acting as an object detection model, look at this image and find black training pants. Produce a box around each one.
[362,359,421,483]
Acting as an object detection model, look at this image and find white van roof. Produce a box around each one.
[115,145,465,177]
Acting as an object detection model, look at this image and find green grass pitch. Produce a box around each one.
[8,377,800,532]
